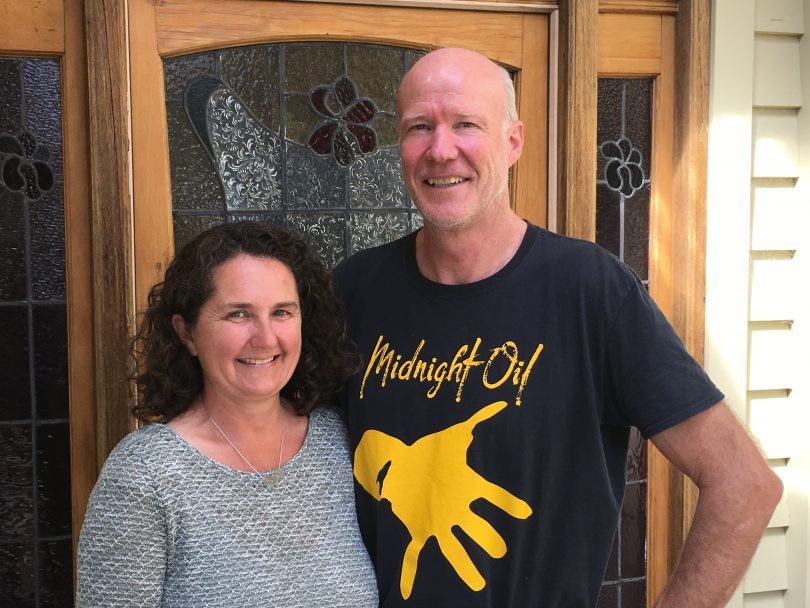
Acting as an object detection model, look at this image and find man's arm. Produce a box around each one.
[650,400,783,608]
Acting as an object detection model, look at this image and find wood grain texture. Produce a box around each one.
[64,0,98,556]
[599,0,678,14]
[514,13,550,227]
[85,0,137,463]
[154,0,527,64]
[597,12,662,74]
[130,0,175,321]
[671,0,711,543]
[646,17,676,604]
[0,0,64,54]
[289,0,557,9]
[556,0,597,240]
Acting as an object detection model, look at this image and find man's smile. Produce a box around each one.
[425,176,470,187]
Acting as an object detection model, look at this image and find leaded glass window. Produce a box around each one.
[165,42,427,267]
[0,57,72,607]
[596,78,653,608]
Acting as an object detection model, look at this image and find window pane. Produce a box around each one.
[164,42,422,270]
[0,58,71,607]
[596,77,653,602]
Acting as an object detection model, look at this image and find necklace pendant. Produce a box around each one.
[261,470,283,490]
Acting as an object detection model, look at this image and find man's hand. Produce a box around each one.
[651,401,783,607]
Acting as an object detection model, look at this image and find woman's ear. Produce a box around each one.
[172,314,197,357]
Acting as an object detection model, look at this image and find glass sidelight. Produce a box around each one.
[595,77,654,608]
[0,57,72,607]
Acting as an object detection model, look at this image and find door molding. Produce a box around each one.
[558,1,711,604]
[84,0,138,470]
[0,0,97,558]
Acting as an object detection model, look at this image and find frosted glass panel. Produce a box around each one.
[164,43,424,270]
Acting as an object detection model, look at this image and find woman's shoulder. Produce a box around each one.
[310,404,342,424]
[305,406,350,453]
[309,405,348,435]
[101,423,181,473]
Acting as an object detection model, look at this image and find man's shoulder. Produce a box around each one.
[530,226,635,283]
[332,232,413,293]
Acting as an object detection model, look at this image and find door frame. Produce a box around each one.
[81,0,712,603]
[128,0,553,332]
[558,0,711,604]
[0,0,96,553]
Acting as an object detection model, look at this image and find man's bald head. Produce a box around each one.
[398,47,518,131]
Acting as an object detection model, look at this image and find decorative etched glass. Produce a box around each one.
[0,57,71,607]
[595,78,653,608]
[601,137,644,197]
[0,130,54,200]
[165,43,423,269]
[596,79,651,282]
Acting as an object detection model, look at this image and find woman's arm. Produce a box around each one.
[76,442,168,607]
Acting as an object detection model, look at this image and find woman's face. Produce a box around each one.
[173,253,302,408]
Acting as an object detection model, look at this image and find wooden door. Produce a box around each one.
[595,13,675,606]
[0,0,93,603]
[128,0,551,311]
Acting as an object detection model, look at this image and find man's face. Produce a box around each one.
[397,52,523,231]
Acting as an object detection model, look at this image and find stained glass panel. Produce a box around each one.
[36,423,72,535]
[0,543,35,607]
[0,424,34,536]
[30,194,66,300]
[38,539,73,606]
[0,61,22,134]
[620,482,647,579]
[166,102,223,211]
[284,44,343,92]
[0,191,27,300]
[350,211,413,255]
[596,77,653,607]
[288,212,347,269]
[33,304,68,419]
[349,147,408,209]
[165,42,423,270]
[596,184,620,259]
[347,45,402,114]
[173,215,225,252]
[286,141,345,209]
[220,45,279,133]
[597,583,618,608]
[0,57,71,607]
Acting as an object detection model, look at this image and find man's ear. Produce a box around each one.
[506,119,524,168]
[172,314,197,357]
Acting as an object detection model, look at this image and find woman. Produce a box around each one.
[77,222,378,607]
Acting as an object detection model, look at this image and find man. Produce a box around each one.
[333,47,781,607]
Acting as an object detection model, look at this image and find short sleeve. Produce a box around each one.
[76,439,168,607]
[602,277,724,438]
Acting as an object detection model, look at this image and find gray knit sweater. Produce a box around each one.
[76,407,378,607]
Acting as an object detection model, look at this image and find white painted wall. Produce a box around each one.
[707,1,810,606]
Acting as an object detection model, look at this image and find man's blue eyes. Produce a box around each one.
[409,122,476,131]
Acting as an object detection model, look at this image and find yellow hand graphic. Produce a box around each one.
[354,401,532,599]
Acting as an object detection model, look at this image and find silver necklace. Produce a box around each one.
[206,405,286,490]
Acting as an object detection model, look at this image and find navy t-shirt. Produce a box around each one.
[333,224,723,607]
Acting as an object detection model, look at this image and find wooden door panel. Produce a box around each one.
[129,0,549,309]
[0,0,94,587]
[155,0,530,64]
[596,12,675,607]
[0,0,64,54]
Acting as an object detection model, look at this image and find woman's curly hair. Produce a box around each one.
[131,221,359,422]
